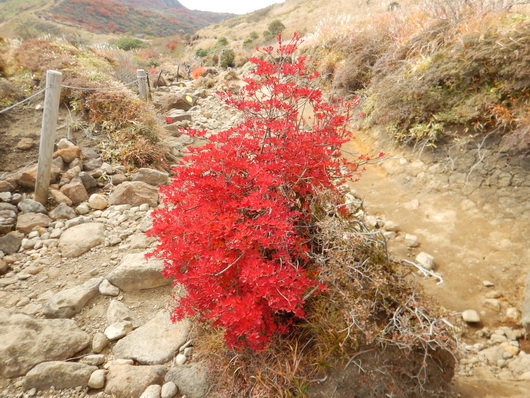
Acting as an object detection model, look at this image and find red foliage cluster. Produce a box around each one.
[190,66,206,80]
[148,35,359,351]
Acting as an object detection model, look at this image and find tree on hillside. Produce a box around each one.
[263,19,285,41]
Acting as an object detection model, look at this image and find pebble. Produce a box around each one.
[161,382,178,398]
[175,353,187,365]
[88,369,106,389]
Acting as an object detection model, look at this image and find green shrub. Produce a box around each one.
[195,48,209,57]
[220,49,235,68]
[216,37,228,46]
[114,37,147,51]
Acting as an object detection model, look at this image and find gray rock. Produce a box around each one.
[105,364,167,398]
[113,311,190,365]
[43,277,103,318]
[480,346,505,364]
[165,362,210,398]
[132,168,170,186]
[16,212,51,234]
[57,138,75,149]
[99,279,120,296]
[140,384,162,398]
[59,222,105,258]
[462,310,481,323]
[17,199,46,214]
[109,181,159,208]
[415,252,435,270]
[92,332,110,354]
[0,232,23,254]
[0,191,11,202]
[79,171,98,190]
[104,321,134,341]
[0,308,90,377]
[88,369,107,389]
[49,203,77,220]
[60,178,89,205]
[483,298,501,312]
[83,158,103,172]
[0,203,18,234]
[161,381,178,398]
[107,300,135,325]
[106,252,171,292]
[23,361,96,390]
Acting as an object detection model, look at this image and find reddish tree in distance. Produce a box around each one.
[148,34,364,351]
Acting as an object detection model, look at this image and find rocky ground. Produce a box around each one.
[1,68,530,398]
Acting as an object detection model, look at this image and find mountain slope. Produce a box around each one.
[0,0,234,38]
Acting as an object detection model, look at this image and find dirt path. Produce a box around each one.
[345,131,530,397]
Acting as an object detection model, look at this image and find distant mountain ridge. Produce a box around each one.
[0,0,234,38]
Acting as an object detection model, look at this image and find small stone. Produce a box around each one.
[505,307,521,323]
[405,234,420,248]
[175,353,187,365]
[89,194,108,210]
[16,138,36,150]
[483,299,501,312]
[18,199,46,214]
[104,321,134,341]
[76,203,91,215]
[483,280,494,288]
[80,354,106,366]
[140,384,162,398]
[462,310,481,323]
[88,369,106,389]
[92,332,110,354]
[383,220,399,232]
[99,279,120,296]
[161,381,178,398]
[415,252,434,270]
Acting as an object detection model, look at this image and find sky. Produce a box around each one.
[178,0,285,15]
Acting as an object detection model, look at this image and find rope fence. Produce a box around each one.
[0,88,46,115]
[0,68,150,204]
[61,79,139,91]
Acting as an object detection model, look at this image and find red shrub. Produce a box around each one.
[148,35,359,351]
[190,66,206,79]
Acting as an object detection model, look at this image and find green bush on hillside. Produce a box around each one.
[114,37,147,51]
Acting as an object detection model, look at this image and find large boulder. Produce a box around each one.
[59,222,105,258]
[165,362,210,398]
[17,164,61,189]
[109,181,159,207]
[0,308,90,378]
[16,212,51,234]
[132,168,169,186]
[113,311,190,365]
[0,232,23,254]
[159,93,196,112]
[105,364,168,398]
[106,252,171,292]
[42,277,103,318]
[23,361,96,390]
[60,178,89,205]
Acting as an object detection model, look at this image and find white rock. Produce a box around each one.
[88,369,106,389]
[140,384,162,398]
[405,234,420,248]
[99,279,120,296]
[483,280,494,287]
[383,221,399,232]
[462,310,481,323]
[92,332,110,354]
[483,299,501,312]
[415,252,434,270]
[89,194,109,210]
[104,321,134,341]
[161,381,178,398]
[42,277,103,318]
[175,353,187,365]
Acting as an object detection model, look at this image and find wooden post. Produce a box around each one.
[137,69,148,101]
[35,70,62,205]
